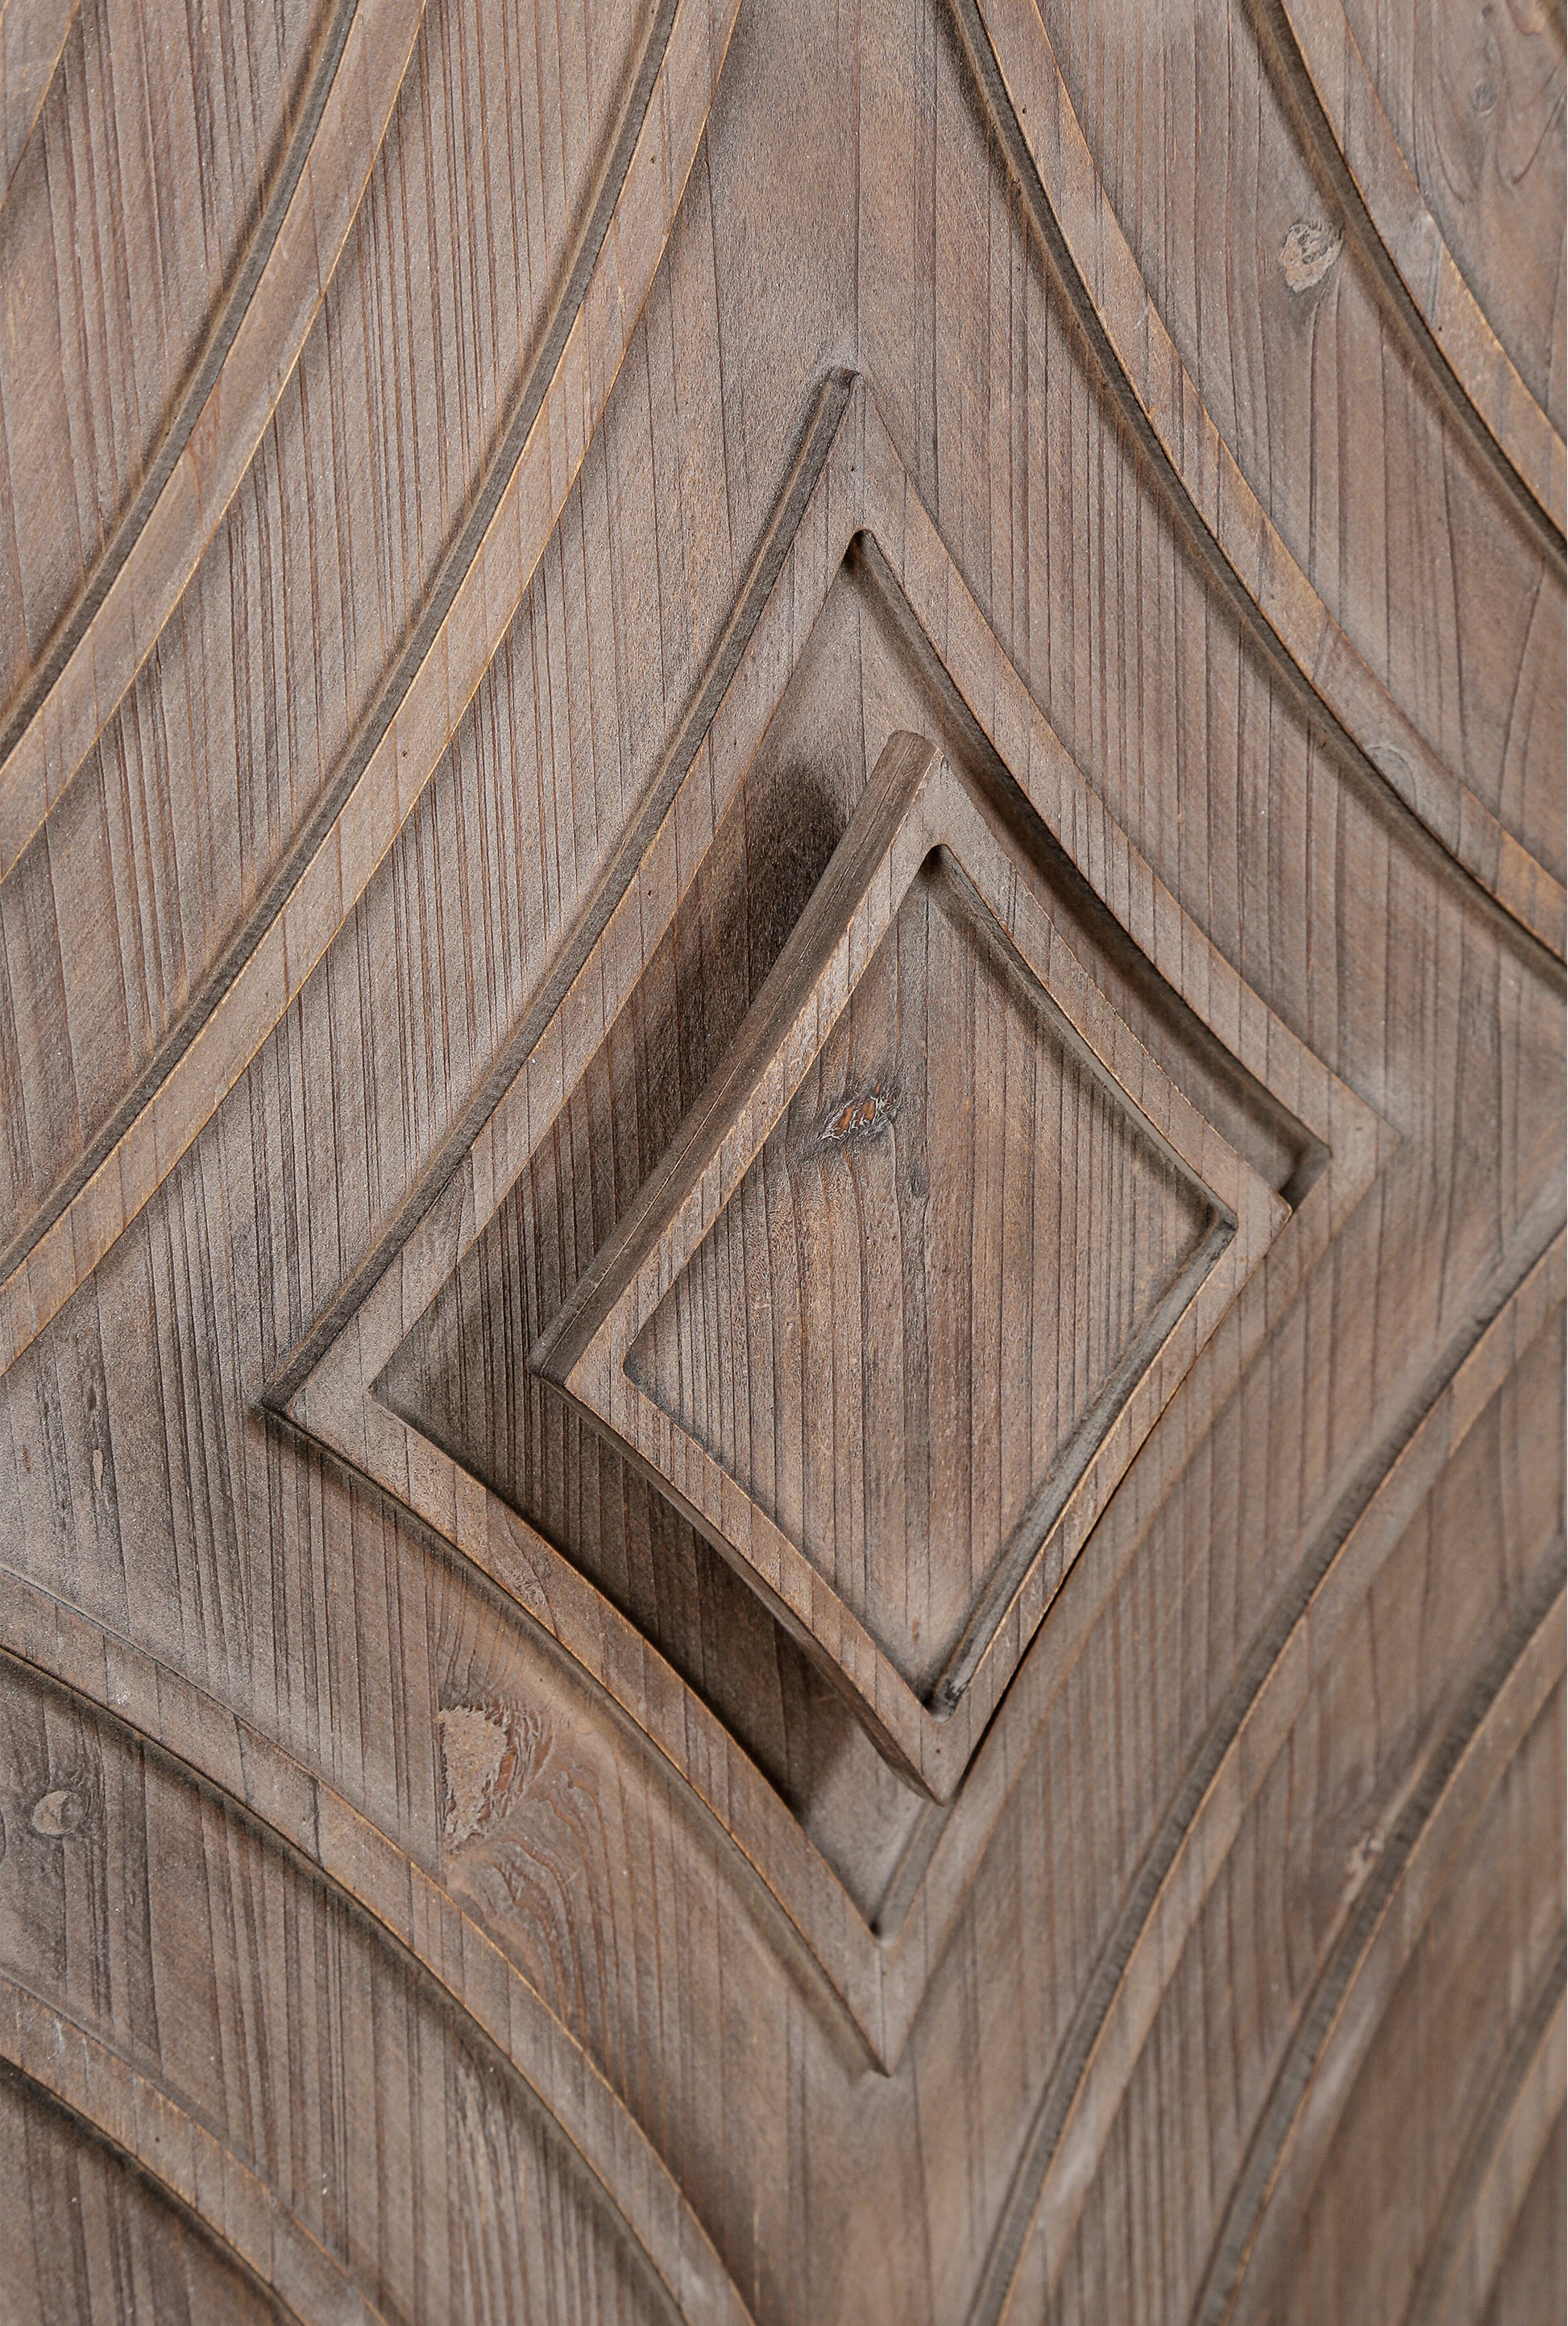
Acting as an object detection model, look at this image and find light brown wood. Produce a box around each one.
[0,0,1561,2320]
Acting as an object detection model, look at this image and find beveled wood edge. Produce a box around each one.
[297,1319,901,2066]
[0,0,397,831]
[1204,1575,1566,2326]
[548,738,1287,1800]
[0,0,85,211]
[0,1568,758,2326]
[273,373,1392,2075]
[957,0,1568,958]
[969,1225,1567,2323]
[0,0,744,1330]
[533,731,947,1394]
[267,363,857,1420]
[0,1972,389,2326]
[1412,1971,1566,2326]
[1270,0,1566,534]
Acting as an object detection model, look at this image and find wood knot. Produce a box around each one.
[1342,1826,1384,1897]
[437,1702,547,1849]
[1279,218,1342,293]
[819,1088,895,1145]
[29,1788,88,1839]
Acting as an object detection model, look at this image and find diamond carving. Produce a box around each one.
[627,855,1215,1701]
[536,734,1285,1800]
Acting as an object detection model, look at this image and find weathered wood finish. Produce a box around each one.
[0,0,1561,2320]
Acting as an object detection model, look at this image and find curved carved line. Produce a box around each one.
[967,1227,1566,2326]
[0,1978,388,2326]
[0,0,742,1346]
[0,0,84,210]
[955,0,1567,960]
[1405,1961,1566,2326]
[1267,0,1566,537]
[1201,1589,1566,2326]
[0,0,375,804]
[0,1574,756,2326]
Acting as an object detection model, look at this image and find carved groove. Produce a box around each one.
[1199,1581,1565,2325]
[0,0,367,786]
[0,1978,388,2326]
[1404,1957,1566,2326]
[1265,0,1566,533]
[0,1590,755,2326]
[0,0,678,1286]
[956,0,1567,956]
[969,1225,1566,2325]
[265,365,855,1418]
[0,0,744,1358]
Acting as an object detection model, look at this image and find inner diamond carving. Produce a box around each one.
[535,734,1284,1800]
[626,855,1214,1702]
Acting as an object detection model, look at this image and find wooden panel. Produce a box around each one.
[0,0,1560,2320]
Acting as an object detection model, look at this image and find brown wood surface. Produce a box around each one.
[0,0,1561,2320]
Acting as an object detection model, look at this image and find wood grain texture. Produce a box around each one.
[1412,1980,1566,2326]
[0,1639,738,2325]
[0,0,430,867]
[0,0,1560,2318]
[0,0,742,1341]
[975,1237,1566,2325]
[0,2060,292,2326]
[0,0,82,207]
[1335,0,1566,437]
[1214,1606,1565,2326]
[1474,2108,1568,2326]
[0,0,338,718]
[1276,0,1566,525]
[966,0,1567,943]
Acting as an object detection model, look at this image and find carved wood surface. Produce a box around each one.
[0,0,1561,2320]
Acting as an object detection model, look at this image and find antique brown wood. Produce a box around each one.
[0,0,1562,2320]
